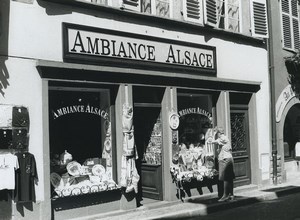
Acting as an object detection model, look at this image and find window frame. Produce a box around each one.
[219,0,241,33]
[121,0,173,18]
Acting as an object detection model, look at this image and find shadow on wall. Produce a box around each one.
[0,0,10,98]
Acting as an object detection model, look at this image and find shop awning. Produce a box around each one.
[36,60,261,93]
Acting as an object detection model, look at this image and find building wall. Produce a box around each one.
[0,0,271,219]
[268,0,300,182]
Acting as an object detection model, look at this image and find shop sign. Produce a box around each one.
[178,107,212,121]
[52,105,109,120]
[63,23,216,74]
[276,85,295,122]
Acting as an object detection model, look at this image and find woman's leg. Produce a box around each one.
[218,181,230,201]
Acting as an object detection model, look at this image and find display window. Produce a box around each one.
[49,86,117,198]
[170,93,218,184]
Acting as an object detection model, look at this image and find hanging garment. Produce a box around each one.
[0,153,19,190]
[122,104,133,132]
[15,152,38,202]
[0,129,13,149]
[123,132,135,157]
[12,106,30,128]
[0,105,13,128]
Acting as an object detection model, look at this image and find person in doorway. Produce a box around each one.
[212,127,235,202]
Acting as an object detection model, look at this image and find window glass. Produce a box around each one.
[156,0,170,17]
[217,0,240,32]
[49,88,117,198]
[140,0,171,18]
[170,93,217,183]
[177,94,213,146]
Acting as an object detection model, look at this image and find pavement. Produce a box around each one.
[72,172,300,220]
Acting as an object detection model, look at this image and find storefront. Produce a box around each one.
[34,21,263,217]
[0,2,271,219]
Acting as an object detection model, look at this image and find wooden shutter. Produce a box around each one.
[182,0,203,24]
[121,0,140,11]
[281,0,300,50]
[250,0,269,38]
[203,0,218,27]
[291,0,300,50]
[281,0,292,48]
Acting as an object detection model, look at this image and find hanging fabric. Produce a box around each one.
[120,98,140,193]
[0,153,19,190]
[14,152,38,202]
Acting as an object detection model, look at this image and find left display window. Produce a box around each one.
[49,87,117,198]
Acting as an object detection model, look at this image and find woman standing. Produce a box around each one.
[212,128,235,202]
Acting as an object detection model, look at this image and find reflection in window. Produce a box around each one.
[217,0,240,32]
[141,0,171,18]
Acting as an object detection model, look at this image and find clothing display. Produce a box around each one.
[0,153,19,190]
[0,129,13,149]
[15,152,38,202]
[12,106,30,128]
[0,105,13,128]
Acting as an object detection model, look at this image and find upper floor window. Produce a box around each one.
[217,0,240,32]
[182,0,268,38]
[86,0,112,5]
[182,0,240,32]
[121,0,172,18]
[280,0,300,51]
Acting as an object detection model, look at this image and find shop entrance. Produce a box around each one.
[283,103,300,180]
[134,104,163,203]
[132,86,165,205]
[230,106,251,187]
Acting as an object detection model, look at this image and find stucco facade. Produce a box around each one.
[0,1,271,219]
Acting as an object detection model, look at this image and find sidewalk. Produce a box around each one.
[72,174,300,220]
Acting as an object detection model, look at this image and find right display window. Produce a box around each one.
[170,93,217,183]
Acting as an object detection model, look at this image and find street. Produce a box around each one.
[188,191,300,220]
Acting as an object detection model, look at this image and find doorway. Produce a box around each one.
[134,104,163,204]
[133,86,165,205]
[230,105,251,187]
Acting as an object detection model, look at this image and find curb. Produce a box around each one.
[74,183,300,220]
[147,184,300,220]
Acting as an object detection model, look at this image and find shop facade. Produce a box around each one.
[0,0,271,219]
[268,0,300,184]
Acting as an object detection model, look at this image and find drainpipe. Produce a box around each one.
[266,0,277,185]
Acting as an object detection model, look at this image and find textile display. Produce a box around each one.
[0,153,19,190]
[12,106,30,128]
[0,129,13,149]
[15,152,38,202]
[120,103,140,193]
[0,105,13,128]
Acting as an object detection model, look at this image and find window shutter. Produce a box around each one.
[121,0,140,12]
[280,0,300,50]
[281,0,292,48]
[182,0,203,25]
[203,0,218,27]
[250,0,269,38]
[292,0,300,50]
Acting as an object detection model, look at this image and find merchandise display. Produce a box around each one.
[170,143,218,184]
[15,152,38,202]
[171,118,218,187]
[120,103,140,194]
[50,151,118,198]
[0,153,19,190]
[143,117,162,165]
